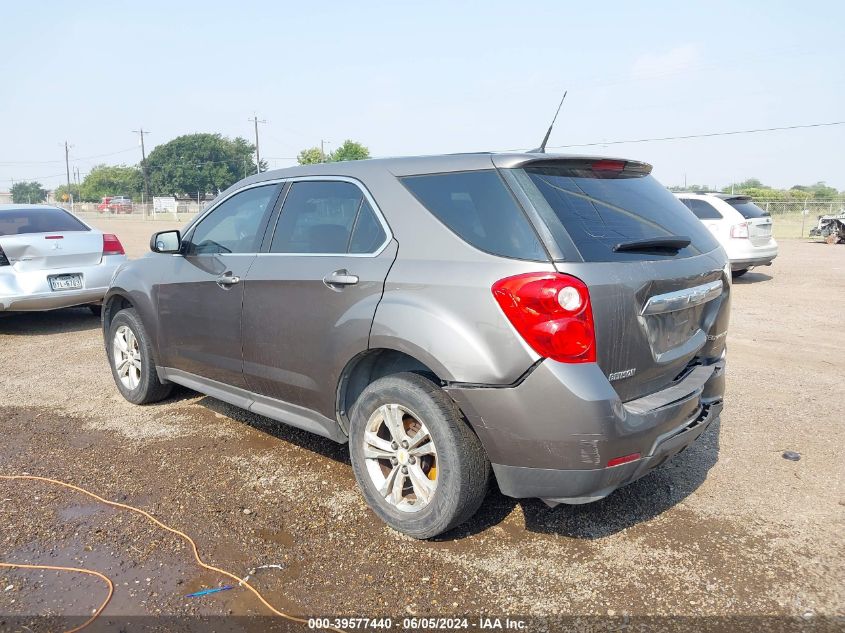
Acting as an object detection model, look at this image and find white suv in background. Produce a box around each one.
[674,192,778,277]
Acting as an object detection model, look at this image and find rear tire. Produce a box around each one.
[732,268,749,278]
[107,308,172,405]
[348,372,490,539]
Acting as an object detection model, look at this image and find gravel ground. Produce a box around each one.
[0,220,843,631]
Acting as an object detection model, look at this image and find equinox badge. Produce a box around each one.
[608,368,637,382]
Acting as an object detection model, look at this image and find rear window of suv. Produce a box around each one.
[726,198,770,218]
[512,161,720,262]
[0,208,89,236]
[400,170,547,261]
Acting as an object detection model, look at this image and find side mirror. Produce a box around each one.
[150,230,182,254]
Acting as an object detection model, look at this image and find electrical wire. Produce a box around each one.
[0,148,137,166]
[0,474,344,633]
[0,562,113,633]
[538,120,845,151]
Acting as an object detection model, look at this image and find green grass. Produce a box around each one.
[771,212,815,240]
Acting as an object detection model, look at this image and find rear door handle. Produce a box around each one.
[323,269,359,288]
[217,273,241,287]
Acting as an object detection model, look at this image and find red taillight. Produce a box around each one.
[591,159,626,172]
[607,452,641,468]
[492,272,596,363]
[102,233,125,256]
[44,235,64,240]
[730,222,749,239]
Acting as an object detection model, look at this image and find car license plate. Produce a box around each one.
[49,273,83,291]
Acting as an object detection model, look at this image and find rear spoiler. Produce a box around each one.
[492,154,653,175]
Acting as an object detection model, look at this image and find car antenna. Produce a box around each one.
[530,90,567,154]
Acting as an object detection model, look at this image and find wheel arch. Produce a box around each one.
[102,289,136,339]
[336,348,444,433]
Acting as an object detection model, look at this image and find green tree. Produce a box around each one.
[798,181,839,199]
[330,139,370,162]
[297,147,324,165]
[297,140,371,165]
[53,184,82,203]
[146,133,262,197]
[10,181,47,204]
[80,164,143,202]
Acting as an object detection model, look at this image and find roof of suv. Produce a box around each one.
[249,152,643,182]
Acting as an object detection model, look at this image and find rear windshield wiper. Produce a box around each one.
[613,236,691,253]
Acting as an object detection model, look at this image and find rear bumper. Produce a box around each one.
[729,254,777,270]
[446,357,725,503]
[493,405,720,503]
[724,240,778,270]
[0,287,109,311]
[0,257,123,311]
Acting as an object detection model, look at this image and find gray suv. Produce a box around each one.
[103,153,729,538]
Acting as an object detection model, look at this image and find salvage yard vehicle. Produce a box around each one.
[808,211,845,244]
[675,192,778,277]
[102,153,730,538]
[0,204,126,314]
[108,196,134,214]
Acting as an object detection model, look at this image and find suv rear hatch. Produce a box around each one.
[723,195,773,246]
[506,158,730,402]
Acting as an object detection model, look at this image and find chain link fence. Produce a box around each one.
[56,196,844,241]
[58,201,204,223]
[750,199,845,239]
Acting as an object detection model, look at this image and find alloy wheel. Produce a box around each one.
[362,404,438,513]
[113,325,142,390]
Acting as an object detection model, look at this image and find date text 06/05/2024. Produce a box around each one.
[307,617,528,630]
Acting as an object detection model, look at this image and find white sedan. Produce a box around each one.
[0,204,126,313]
[674,192,778,277]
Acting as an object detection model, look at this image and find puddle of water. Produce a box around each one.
[253,528,294,548]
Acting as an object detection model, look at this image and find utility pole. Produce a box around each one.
[133,127,150,204]
[248,113,266,174]
[321,140,332,163]
[64,141,73,208]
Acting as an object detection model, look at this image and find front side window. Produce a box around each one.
[681,198,723,220]
[400,170,546,261]
[270,181,386,254]
[186,184,279,255]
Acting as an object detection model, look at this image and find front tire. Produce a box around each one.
[349,372,490,539]
[732,268,749,278]
[107,308,172,405]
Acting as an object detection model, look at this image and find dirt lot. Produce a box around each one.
[1,219,843,631]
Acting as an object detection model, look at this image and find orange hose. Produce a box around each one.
[0,562,113,633]
[0,474,343,633]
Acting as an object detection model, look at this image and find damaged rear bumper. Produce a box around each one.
[446,358,725,504]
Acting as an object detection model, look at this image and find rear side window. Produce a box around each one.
[271,181,386,254]
[400,170,546,261]
[515,163,720,262]
[0,208,89,236]
[681,198,723,220]
[727,199,770,218]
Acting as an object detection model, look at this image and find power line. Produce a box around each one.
[0,147,137,166]
[539,120,845,151]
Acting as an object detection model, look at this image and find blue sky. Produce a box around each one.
[1,0,843,191]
